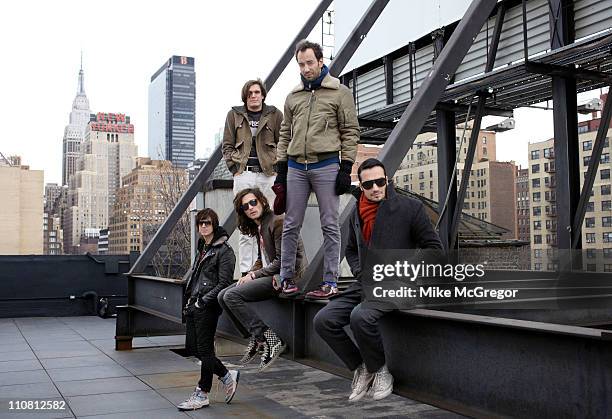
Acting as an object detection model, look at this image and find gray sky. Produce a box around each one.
[0,0,603,186]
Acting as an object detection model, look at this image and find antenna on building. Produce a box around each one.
[321,6,335,63]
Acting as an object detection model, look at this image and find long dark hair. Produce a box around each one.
[234,188,271,236]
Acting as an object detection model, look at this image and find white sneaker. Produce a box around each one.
[367,365,394,401]
[177,387,209,410]
[221,369,240,404]
[348,363,374,402]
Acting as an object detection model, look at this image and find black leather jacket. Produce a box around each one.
[184,227,236,306]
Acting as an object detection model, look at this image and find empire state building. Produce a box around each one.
[62,62,91,186]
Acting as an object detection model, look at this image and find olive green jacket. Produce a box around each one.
[276,73,360,164]
[222,104,283,176]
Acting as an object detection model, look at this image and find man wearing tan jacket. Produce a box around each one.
[222,79,283,275]
[273,40,360,299]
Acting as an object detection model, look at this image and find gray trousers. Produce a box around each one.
[281,164,340,282]
[313,285,395,373]
[218,277,277,341]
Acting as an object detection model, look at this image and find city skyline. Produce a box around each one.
[0,0,324,185]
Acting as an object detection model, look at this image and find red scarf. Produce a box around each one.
[359,194,380,245]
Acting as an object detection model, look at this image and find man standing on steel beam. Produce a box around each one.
[314,159,443,401]
[222,79,283,277]
[273,40,360,299]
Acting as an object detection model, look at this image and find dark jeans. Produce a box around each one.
[218,277,278,341]
[313,285,395,373]
[185,303,229,392]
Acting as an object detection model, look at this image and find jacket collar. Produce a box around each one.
[231,103,275,118]
[291,72,340,93]
[197,226,230,251]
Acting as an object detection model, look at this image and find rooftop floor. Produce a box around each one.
[0,316,461,418]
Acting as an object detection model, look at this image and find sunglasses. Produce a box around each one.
[361,177,387,190]
[198,220,213,226]
[240,199,259,211]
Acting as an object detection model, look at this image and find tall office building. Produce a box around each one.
[62,63,92,186]
[148,56,196,169]
[63,112,137,254]
[516,167,531,243]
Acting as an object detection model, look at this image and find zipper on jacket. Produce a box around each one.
[304,90,315,168]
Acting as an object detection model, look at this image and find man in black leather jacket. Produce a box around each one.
[179,208,239,411]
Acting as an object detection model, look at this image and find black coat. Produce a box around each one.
[184,227,236,306]
[345,185,443,278]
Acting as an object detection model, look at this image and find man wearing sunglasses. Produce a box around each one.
[314,158,443,402]
[218,188,306,372]
[273,40,359,299]
[222,79,283,277]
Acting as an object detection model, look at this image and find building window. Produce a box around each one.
[532,178,540,188]
[604,232,612,243]
[532,192,541,202]
[602,185,611,196]
[586,233,596,243]
[583,156,591,167]
[587,264,597,272]
[586,217,596,228]
[533,206,541,216]
[531,150,540,160]
[604,248,612,259]
[605,264,612,273]
[603,201,612,211]
[603,216,612,228]
[602,153,610,164]
[586,249,596,259]
[586,202,595,212]
[534,249,542,259]
[602,169,610,180]
[533,220,541,230]
[532,164,540,174]
[583,140,593,151]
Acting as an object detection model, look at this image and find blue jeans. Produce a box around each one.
[281,163,340,283]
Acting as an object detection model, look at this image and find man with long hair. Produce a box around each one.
[218,188,307,371]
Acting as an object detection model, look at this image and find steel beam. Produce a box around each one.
[264,0,333,88]
[549,0,579,262]
[436,101,513,117]
[384,55,394,105]
[449,95,487,249]
[328,0,390,76]
[572,88,612,249]
[436,110,457,252]
[486,2,506,71]
[129,1,331,274]
[526,62,612,84]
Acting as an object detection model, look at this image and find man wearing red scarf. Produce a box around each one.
[314,158,443,403]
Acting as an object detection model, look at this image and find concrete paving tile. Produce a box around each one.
[137,371,201,389]
[55,376,150,397]
[123,362,199,376]
[0,359,42,373]
[0,335,27,344]
[78,407,189,419]
[66,389,174,417]
[0,370,51,386]
[0,382,62,398]
[146,336,187,346]
[0,350,36,362]
[24,334,85,345]
[0,342,32,353]
[34,341,104,359]
[46,364,132,382]
[40,355,118,370]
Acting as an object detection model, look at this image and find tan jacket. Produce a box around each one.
[222,104,283,176]
[276,73,360,164]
